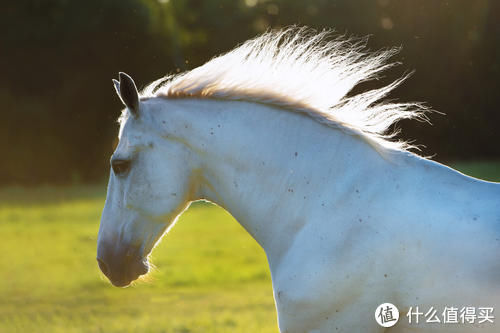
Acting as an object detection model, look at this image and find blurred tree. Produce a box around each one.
[1,0,172,184]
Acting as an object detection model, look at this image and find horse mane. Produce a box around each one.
[141,27,428,152]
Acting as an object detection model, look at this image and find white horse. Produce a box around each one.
[97,28,500,332]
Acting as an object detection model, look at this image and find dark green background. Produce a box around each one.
[2,0,499,185]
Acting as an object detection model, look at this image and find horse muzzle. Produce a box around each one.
[96,241,149,287]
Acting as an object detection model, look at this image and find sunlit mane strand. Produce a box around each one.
[141,27,428,151]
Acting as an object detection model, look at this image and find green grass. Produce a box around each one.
[0,186,276,333]
[0,161,498,333]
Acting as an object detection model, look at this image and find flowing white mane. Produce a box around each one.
[141,27,428,151]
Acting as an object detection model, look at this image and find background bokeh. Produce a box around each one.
[1,0,499,185]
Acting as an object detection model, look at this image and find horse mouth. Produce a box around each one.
[110,260,149,287]
[109,276,139,287]
[110,278,135,287]
[97,254,150,288]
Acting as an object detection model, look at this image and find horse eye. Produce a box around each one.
[111,159,131,176]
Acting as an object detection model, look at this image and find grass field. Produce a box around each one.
[0,161,498,333]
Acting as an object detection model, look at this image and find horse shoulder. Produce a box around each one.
[269,216,392,332]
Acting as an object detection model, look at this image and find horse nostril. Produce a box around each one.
[97,258,109,276]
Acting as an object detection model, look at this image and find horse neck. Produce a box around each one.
[155,98,499,263]
[156,99,402,257]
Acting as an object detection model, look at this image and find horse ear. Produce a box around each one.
[112,79,120,96]
[116,72,139,116]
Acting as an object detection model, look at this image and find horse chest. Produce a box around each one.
[270,248,379,332]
